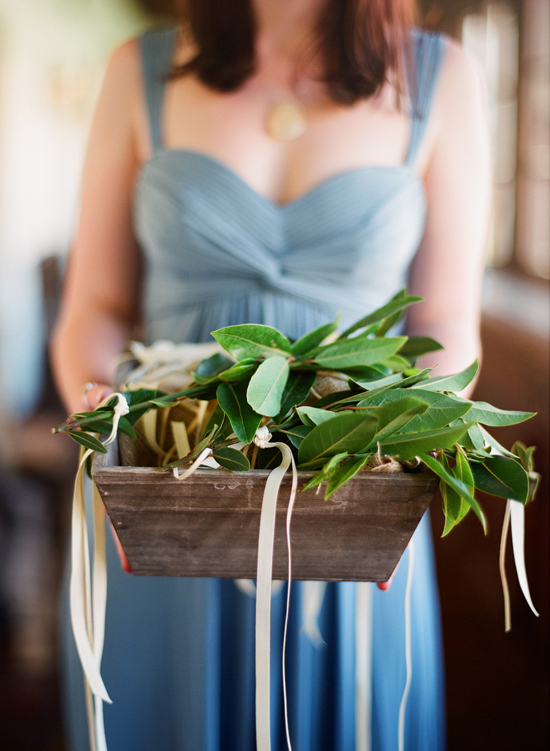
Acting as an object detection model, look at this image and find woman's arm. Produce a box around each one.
[51,40,144,414]
[408,40,492,397]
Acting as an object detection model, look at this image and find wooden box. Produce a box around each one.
[92,441,438,582]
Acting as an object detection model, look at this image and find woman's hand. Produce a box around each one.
[82,382,114,410]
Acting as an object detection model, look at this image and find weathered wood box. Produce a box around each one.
[92,441,438,582]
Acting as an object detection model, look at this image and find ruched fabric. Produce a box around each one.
[62,25,448,751]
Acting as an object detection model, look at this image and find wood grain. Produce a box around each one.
[93,442,437,581]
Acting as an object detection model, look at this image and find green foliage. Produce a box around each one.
[216,382,262,444]
[310,337,407,370]
[298,412,378,466]
[340,291,422,337]
[212,447,251,472]
[470,456,530,504]
[290,320,339,356]
[212,324,291,360]
[411,360,479,393]
[246,356,290,416]
[67,431,108,454]
[54,290,538,537]
[274,371,316,423]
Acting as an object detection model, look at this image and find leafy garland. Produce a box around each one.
[54,292,539,536]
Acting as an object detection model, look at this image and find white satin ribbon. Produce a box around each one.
[70,393,129,751]
[355,582,373,751]
[398,539,415,751]
[500,498,540,631]
[253,425,298,751]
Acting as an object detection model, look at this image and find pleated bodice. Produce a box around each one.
[133,27,445,344]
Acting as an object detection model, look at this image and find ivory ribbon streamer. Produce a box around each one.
[492,455,540,630]
[355,582,373,751]
[253,426,297,751]
[498,498,540,632]
[499,502,512,632]
[70,394,129,751]
[398,539,415,751]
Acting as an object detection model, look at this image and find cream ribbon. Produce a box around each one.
[70,393,129,751]
[253,425,298,751]
[499,498,539,631]
[355,582,373,751]
[398,539,415,751]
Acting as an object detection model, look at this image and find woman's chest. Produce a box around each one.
[135,74,415,207]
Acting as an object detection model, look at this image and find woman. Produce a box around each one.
[52,1,491,749]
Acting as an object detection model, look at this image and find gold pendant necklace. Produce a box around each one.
[265,99,307,141]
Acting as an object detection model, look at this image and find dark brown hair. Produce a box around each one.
[171,0,417,105]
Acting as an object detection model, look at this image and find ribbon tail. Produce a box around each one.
[398,539,415,751]
[355,582,373,751]
[255,448,290,751]
[70,449,112,703]
[510,500,539,618]
[281,447,297,751]
[499,501,512,632]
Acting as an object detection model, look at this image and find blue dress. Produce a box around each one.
[62,26,447,751]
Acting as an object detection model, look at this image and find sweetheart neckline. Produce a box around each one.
[137,148,423,210]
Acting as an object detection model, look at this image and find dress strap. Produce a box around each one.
[405,31,447,167]
[138,26,179,152]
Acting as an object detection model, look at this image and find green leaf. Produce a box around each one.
[301,452,349,491]
[117,417,137,440]
[281,424,312,448]
[455,445,475,493]
[311,337,408,370]
[290,320,339,357]
[274,370,316,422]
[379,422,471,461]
[340,293,422,337]
[325,455,370,499]
[350,369,432,399]
[78,418,114,433]
[202,404,232,441]
[246,356,290,416]
[121,388,162,425]
[350,373,404,390]
[397,337,444,358]
[512,442,537,472]
[440,478,464,536]
[419,452,487,533]
[460,401,536,427]
[345,364,391,380]
[217,358,258,382]
[411,360,479,393]
[468,423,487,451]
[67,431,108,454]
[212,324,291,360]
[217,382,262,444]
[312,390,363,408]
[358,389,472,432]
[297,406,338,426]
[122,388,160,406]
[470,456,529,504]
[212,447,251,472]
[148,399,181,408]
[440,446,474,535]
[369,398,429,444]
[375,308,405,337]
[379,354,412,371]
[298,412,378,465]
[193,352,234,383]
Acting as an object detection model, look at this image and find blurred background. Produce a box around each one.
[0,0,547,749]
